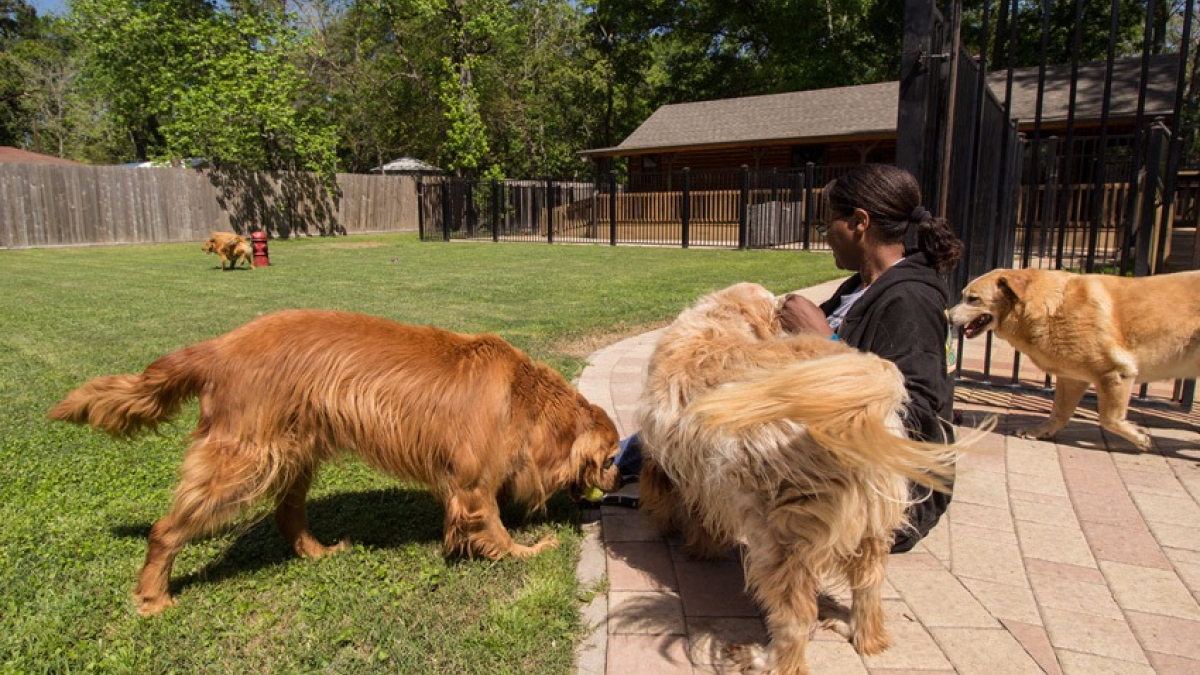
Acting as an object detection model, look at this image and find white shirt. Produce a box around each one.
[827,284,867,332]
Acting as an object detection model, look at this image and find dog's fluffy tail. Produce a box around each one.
[686,352,966,492]
[48,345,210,438]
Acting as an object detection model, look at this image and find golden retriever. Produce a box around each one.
[202,231,253,270]
[636,283,959,675]
[949,268,1200,450]
[50,309,621,616]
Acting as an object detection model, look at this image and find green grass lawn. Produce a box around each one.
[0,234,841,675]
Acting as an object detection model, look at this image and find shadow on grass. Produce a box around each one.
[110,487,586,595]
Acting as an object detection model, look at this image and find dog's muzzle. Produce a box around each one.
[571,463,620,500]
[961,314,993,339]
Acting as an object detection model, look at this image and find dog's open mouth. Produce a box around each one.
[961,314,993,339]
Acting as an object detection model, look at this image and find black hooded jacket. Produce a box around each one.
[819,251,956,551]
[820,251,955,444]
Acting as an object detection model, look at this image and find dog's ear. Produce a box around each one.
[996,273,1027,301]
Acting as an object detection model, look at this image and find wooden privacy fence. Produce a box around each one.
[0,164,419,249]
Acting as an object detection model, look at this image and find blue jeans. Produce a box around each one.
[614,433,643,480]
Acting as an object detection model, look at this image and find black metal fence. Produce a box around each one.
[901,0,1196,407]
[417,165,862,250]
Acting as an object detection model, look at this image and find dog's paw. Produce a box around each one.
[321,539,352,556]
[533,532,561,553]
[818,616,852,641]
[294,536,350,559]
[851,627,891,656]
[1130,429,1153,452]
[509,533,559,558]
[1017,423,1058,441]
[135,593,177,617]
[724,642,769,673]
[1113,421,1155,452]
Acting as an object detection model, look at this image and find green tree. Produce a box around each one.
[0,5,123,161]
[293,0,444,173]
[10,17,80,157]
[72,0,337,175]
[0,0,39,147]
[421,0,508,176]
[299,0,606,178]
[969,0,1152,70]
[476,0,602,178]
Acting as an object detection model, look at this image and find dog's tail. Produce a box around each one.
[48,344,210,438]
[686,352,970,492]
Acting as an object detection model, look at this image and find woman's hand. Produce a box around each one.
[779,293,833,336]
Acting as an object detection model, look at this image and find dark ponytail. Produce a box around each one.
[826,164,963,272]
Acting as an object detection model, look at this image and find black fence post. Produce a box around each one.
[897,0,938,197]
[1041,137,1061,264]
[803,162,815,250]
[440,180,451,242]
[417,176,425,241]
[738,165,749,249]
[546,176,555,244]
[491,178,500,242]
[681,168,691,249]
[466,177,477,238]
[587,174,598,239]
[768,167,780,249]
[1136,122,1167,277]
[608,171,618,246]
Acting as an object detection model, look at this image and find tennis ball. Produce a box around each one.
[581,486,605,502]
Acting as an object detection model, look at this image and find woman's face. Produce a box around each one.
[823,209,864,271]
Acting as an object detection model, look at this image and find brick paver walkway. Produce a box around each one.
[574,278,1200,675]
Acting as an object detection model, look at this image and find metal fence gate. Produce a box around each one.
[899,0,1196,407]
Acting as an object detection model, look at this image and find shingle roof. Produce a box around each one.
[986,53,1177,124]
[598,81,898,156]
[582,54,1179,158]
[0,146,85,166]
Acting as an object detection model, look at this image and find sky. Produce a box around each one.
[29,0,68,16]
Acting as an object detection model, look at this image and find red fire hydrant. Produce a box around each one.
[250,230,270,267]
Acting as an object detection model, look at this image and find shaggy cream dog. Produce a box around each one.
[637,283,962,675]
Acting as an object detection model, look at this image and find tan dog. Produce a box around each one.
[202,231,253,270]
[637,283,959,675]
[50,310,621,616]
[949,268,1200,450]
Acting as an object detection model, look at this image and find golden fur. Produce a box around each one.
[50,309,620,616]
[637,283,960,675]
[202,231,253,270]
[949,268,1200,450]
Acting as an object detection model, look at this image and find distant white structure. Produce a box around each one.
[371,157,443,175]
[120,158,207,169]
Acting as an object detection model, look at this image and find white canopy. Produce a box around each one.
[371,157,443,174]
